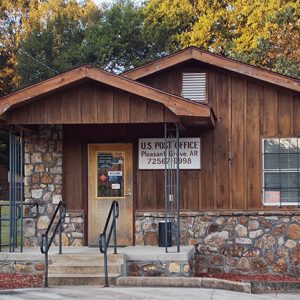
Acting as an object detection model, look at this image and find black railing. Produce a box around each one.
[0,202,38,252]
[40,201,66,287]
[99,200,119,287]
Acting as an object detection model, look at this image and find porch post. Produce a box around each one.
[164,123,180,253]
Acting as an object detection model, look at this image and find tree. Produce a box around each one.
[0,1,35,95]
[16,0,99,87]
[82,0,157,73]
[144,0,300,78]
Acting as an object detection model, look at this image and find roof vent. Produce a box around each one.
[181,72,206,102]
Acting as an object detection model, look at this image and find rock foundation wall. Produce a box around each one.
[0,260,45,275]
[24,125,83,247]
[135,212,300,277]
[127,260,193,277]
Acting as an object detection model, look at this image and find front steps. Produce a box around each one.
[48,253,124,286]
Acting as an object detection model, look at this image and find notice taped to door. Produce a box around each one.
[138,138,201,170]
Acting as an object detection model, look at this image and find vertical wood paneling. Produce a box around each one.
[231,77,245,209]
[113,91,130,123]
[62,89,81,123]
[138,171,156,210]
[246,82,261,209]
[6,63,300,213]
[153,72,167,91]
[147,102,164,122]
[29,100,46,124]
[47,95,62,124]
[168,70,181,95]
[63,131,82,210]
[155,170,164,209]
[201,130,214,209]
[207,70,217,109]
[278,91,293,136]
[96,87,114,123]
[214,73,230,209]
[135,170,144,210]
[9,105,29,124]
[263,87,278,136]
[130,96,147,123]
[81,84,97,123]
[164,109,178,123]
[182,171,199,210]
[293,96,300,135]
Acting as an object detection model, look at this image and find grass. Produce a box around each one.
[0,201,23,250]
[0,202,10,248]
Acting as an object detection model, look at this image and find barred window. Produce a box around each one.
[263,138,300,206]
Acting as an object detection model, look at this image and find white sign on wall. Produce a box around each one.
[138,138,201,170]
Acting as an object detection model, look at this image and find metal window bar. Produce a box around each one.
[296,136,300,208]
[263,138,300,206]
[0,202,39,251]
[164,123,180,253]
[8,127,24,252]
[279,139,282,208]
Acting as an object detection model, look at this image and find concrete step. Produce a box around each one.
[49,263,122,274]
[48,274,119,286]
[116,277,251,293]
[52,253,124,264]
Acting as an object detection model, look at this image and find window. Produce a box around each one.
[181,72,206,102]
[97,151,125,197]
[263,138,300,206]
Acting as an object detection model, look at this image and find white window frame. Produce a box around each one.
[262,137,300,206]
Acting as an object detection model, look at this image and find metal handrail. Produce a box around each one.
[0,202,39,252]
[40,201,66,287]
[99,200,119,287]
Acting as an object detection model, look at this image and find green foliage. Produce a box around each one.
[0,0,299,95]
[16,0,99,87]
[82,0,153,72]
[145,0,300,78]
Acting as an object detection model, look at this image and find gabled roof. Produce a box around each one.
[0,65,215,123]
[123,47,300,93]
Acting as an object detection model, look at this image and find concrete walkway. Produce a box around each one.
[0,286,299,300]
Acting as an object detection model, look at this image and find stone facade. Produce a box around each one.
[62,211,84,246]
[23,125,83,247]
[127,260,193,277]
[135,212,300,277]
[0,260,45,275]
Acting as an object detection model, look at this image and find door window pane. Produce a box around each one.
[97,152,125,197]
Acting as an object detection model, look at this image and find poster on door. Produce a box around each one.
[138,138,201,170]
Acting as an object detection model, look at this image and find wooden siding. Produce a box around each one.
[63,124,201,212]
[8,63,300,212]
[6,82,178,125]
[138,62,300,211]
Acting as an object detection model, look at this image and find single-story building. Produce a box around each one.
[1,47,300,277]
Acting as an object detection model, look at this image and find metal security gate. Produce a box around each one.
[0,127,39,252]
[0,128,24,252]
[8,127,24,252]
[164,123,180,253]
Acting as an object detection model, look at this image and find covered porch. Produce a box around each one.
[0,65,215,252]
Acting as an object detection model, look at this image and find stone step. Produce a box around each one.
[52,253,124,264]
[49,263,122,274]
[48,274,119,286]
